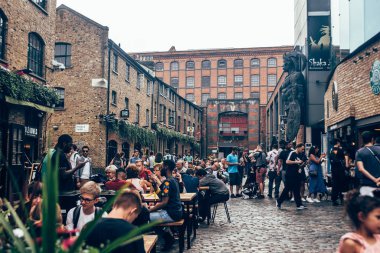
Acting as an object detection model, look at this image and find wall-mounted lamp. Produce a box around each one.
[373,47,378,52]
[52,125,59,131]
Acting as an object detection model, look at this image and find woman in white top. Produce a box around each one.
[125,164,153,193]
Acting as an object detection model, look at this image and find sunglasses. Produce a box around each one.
[83,150,89,153]
[79,195,95,202]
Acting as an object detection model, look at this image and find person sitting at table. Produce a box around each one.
[148,160,183,251]
[104,165,127,191]
[136,159,152,181]
[182,168,199,193]
[126,164,152,193]
[196,169,230,222]
[65,181,107,231]
[86,190,145,253]
[116,168,127,180]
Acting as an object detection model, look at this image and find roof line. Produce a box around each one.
[56,4,109,31]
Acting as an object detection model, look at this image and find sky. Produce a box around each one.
[56,0,295,53]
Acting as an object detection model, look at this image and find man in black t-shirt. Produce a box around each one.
[51,134,87,193]
[276,143,306,210]
[356,131,380,188]
[149,159,183,251]
[86,190,145,253]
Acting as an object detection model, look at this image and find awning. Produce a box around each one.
[5,96,54,113]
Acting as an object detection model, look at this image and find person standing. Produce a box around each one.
[274,140,287,198]
[276,143,307,210]
[226,148,241,198]
[148,151,155,172]
[356,131,380,188]
[76,146,92,188]
[307,146,327,203]
[184,151,193,163]
[267,144,278,198]
[252,145,267,199]
[51,134,87,193]
[69,144,80,172]
[110,152,125,169]
[330,139,348,206]
[163,149,175,161]
[129,149,140,164]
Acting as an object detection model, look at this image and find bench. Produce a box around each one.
[143,235,158,253]
[155,219,185,253]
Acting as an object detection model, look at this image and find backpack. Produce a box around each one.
[73,206,102,229]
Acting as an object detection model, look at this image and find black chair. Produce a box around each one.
[210,201,231,223]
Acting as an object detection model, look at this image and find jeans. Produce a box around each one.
[267,170,276,197]
[274,171,284,197]
[150,210,174,223]
[277,175,302,207]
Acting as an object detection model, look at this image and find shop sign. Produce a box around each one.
[307,15,331,71]
[75,124,90,133]
[370,60,380,95]
[120,109,129,118]
[25,126,38,138]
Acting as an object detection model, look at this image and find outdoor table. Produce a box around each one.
[141,192,197,249]
[99,190,116,202]
[143,235,158,253]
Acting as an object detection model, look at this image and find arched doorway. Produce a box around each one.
[122,142,130,162]
[107,140,118,165]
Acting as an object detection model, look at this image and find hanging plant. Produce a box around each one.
[156,125,198,146]
[0,69,59,107]
[116,120,156,147]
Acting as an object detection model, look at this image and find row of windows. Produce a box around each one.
[177,74,277,87]
[185,92,270,103]
[155,58,277,71]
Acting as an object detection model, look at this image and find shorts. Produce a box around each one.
[256,167,267,184]
[229,172,240,186]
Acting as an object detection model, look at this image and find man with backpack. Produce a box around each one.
[66,181,107,231]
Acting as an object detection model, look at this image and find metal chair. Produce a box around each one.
[211,201,231,223]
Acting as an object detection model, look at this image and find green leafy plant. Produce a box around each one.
[0,69,59,107]
[0,150,157,252]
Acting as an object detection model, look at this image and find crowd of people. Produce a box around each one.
[2,130,380,253]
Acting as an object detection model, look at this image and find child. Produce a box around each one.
[337,188,380,253]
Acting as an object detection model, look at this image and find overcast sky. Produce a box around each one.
[56,0,294,53]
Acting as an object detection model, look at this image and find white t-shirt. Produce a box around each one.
[81,157,91,179]
[148,156,155,169]
[69,152,79,169]
[65,206,107,231]
[266,149,278,171]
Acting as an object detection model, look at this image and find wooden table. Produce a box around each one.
[142,192,197,249]
[199,186,209,191]
[143,235,158,253]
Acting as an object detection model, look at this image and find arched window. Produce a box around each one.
[217,59,227,69]
[234,59,243,68]
[268,57,277,67]
[201,60,211,69]
[28,33,45,77]
[170,61,179,71]
[122,142,130,161]
[107,140,118,164]
[0,10,7,60]
[155,62,163,71]
[54,43,71,67]
[186,61,195,70]
[251,58,260,68]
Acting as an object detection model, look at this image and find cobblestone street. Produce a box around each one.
[168,194,350,253]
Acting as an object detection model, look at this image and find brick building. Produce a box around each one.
[48,5,201,168]
[0,0,59,198]
[324,32,380,151]
[131,46,292,154]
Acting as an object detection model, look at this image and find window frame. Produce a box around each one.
[155,62,164,71]
[186,93,195,102]
[111,90,117,105]
[217,75,227,87]
[135,104,140,125]
[186,61,195,70]
[54,87,65,109]
[170,61,179,71]
[0,11,7,60]
[251,92,260,99]
[54,42,72,68]
[234,92,243,99]
[217,59,227,69]
[186,76,195,88]
[201,60,211,69]
[201,93,210,105]
[27,32,45,78]
[31,0,47,10]
[137,73,144,90]
[267,58,277,67]
[250,74,260,86]
[171,77,179,88]
[201,76,210,88]
[125,63,130,82]
[267,74,277,86]
[113,52,118,73]
[124,97,129,109]
[234,75,243,86]
[234,59,243,69]
[250,58,260,68]
[218,92,227,99]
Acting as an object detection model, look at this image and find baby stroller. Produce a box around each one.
[241,167,259,199]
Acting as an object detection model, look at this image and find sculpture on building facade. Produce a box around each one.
[280,50,307,142]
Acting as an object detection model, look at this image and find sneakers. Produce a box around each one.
[267,194,273,199]
[302,197,307,202]
[312,198,320,203]
[296,205,307,210]
[290,197,295,202]
[231,194,236,198]
[276,200,281,209]
[306,197,314,203]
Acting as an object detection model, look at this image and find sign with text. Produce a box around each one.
[308,15,331,71]
[25,126,38,138]
[75,124,90,133]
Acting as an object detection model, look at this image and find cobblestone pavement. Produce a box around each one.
[165,195,350,253]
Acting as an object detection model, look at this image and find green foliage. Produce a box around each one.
[156,125,198,147]
[0,69,59,107]
[115,120,156,147]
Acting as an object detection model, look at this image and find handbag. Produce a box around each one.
[308,163,318,177]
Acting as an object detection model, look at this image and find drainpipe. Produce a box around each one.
[105,41,112,166]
